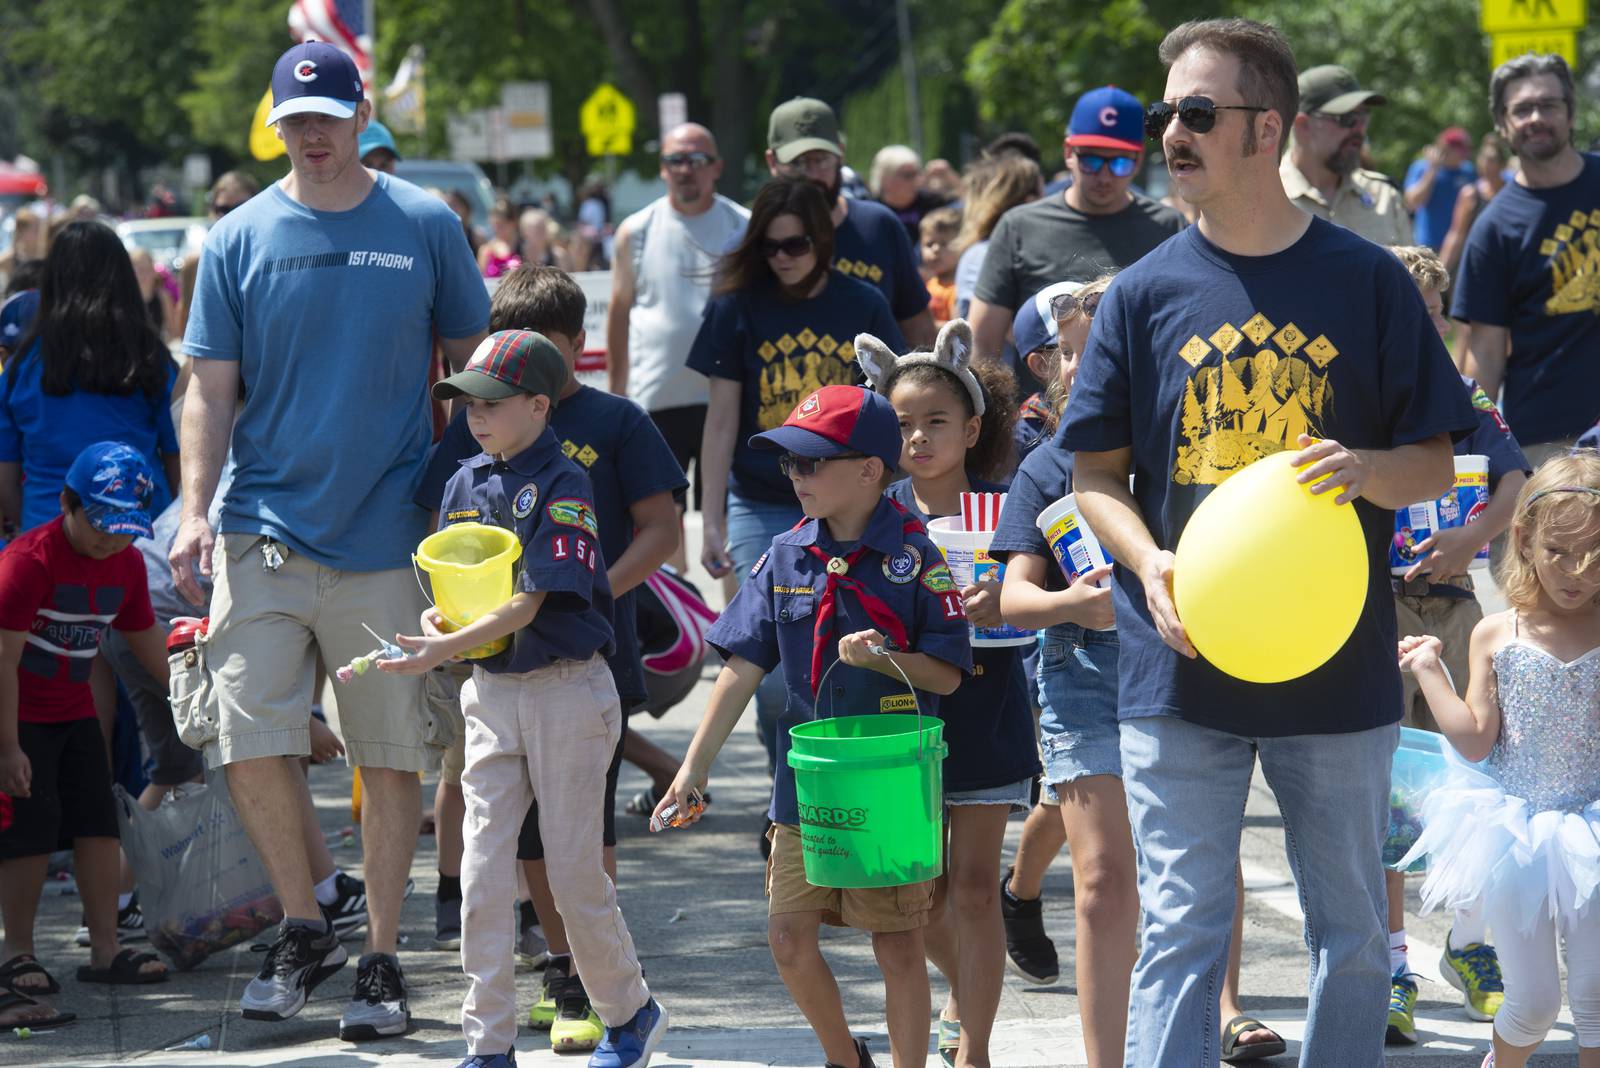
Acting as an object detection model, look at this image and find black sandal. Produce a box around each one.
[1221,1015,1287,1062]
[0,953,60,996]
[76,948,167,985]
[0,987,75,1030]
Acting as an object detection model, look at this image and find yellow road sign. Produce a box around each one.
[1480,0,1587,33]
[1490,27,1579,67]
[250,87,287,161]
[581,83,636,157]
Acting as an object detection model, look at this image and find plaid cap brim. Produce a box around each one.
[431,369,528,401]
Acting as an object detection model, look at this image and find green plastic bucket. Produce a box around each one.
[786,656,947,888]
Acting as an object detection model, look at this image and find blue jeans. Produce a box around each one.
[1036,624,1121,801]
[724,492,803,771]
[1118,715,1397,1068]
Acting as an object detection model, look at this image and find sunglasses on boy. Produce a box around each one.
[779,452,865,478]
[761,235,814,259]
[1074,154,1139,178]
[1145,96,1269,140]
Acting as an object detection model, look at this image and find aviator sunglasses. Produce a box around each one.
[1145,96,1269,140]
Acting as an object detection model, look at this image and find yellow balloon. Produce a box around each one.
[250,88,287,162]
[1173,450,1368,684]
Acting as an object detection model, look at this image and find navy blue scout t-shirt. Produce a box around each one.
[685,276,904,503]
[835,198,932,322]
[418,388,685,707]
[988,443,1075,595]
[887,478,1041,793]
[1058,217,1477,738]
[705,495,973,824]
[438,428,615,673]
[1451,154,1600,445]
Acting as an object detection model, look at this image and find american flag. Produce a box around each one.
[288,0,374,92]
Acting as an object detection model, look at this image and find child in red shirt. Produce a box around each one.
[0,442,172,1028]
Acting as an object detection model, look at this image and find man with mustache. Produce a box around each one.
[1279,66,1411,247]
[1454,53,1600,462]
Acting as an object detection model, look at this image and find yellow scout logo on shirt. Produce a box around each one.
[756,333,858,431]
[920,561,956,593]
[1173,311,1337,486]
[1540,209,1600,316]
[561,440,600,467]
[512,483,539,519]
[546,498,598,536]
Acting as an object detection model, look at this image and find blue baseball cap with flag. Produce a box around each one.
[266,41,364,126]
[1067,86,1144,153]
[64,442,156,538]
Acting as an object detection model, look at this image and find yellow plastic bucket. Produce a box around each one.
[414,523,522,659]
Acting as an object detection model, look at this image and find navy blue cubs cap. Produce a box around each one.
[1068,86,1144,153]
[750,385,902,469]
[64,442,155,538]
[267,42,364,126]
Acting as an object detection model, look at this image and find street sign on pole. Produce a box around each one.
[581,84,636,157]
[502,82,553,160]
[448,110,492,162]
[658,93,687,137]
[1480,0,1586,33]
[1491,27,1580,66]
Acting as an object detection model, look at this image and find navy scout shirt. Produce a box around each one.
[439,428,615,674]
[705,495,974,824]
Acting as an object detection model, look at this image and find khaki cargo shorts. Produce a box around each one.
[426,663,472,785]
[765,822,933,933]
[1394,591,1482,733]
[199,533,448,772]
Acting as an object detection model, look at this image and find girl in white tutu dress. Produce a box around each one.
[1399,451,1600,1068]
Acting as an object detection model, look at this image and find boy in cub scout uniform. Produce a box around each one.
[652,384,972,1068]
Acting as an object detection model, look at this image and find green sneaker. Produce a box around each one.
[549,975,603,1052]
[1440,936,1505,1022]
[1386,970,1419,1045]
[527,956,569,1031]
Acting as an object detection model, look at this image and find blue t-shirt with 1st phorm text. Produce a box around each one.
[1057,217,1477,739]
[182,172,490,571]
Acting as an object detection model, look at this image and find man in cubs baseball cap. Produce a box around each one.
[750,384,902,470]
[266,41,365,126]
[433,329,569,406]
[1067,86,1145,153]
[63,441,156,539]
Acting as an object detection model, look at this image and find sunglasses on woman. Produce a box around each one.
[1145,96,1269,140]
[1075,154,1138,178]
[778,452,864,478]
[761,235,814,259]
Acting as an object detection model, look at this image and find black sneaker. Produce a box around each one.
[75,893,147,946]
[321,874,415,940]
[1000,868,1059,985]
[339,953,411,1041]
[825,1037,876,1068]
[240,922,348,1021]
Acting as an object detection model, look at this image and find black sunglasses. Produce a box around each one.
[760,235,814,259]
[662,151,717,169]
[1145,96,1269,140]
[1076,154,1138,178]
[779,452,865,478]
[1311,109,1368,129]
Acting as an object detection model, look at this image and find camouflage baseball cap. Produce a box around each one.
[768,97,843,164]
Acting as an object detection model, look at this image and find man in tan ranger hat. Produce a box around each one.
[1279,64,1411,246]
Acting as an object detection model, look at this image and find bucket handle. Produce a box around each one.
[809,645,928,757]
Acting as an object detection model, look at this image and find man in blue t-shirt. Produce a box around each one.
[1453,52,1600,459]
[1404,127,1476,250]
[168,41,489,1040]
[1063,22,1477,1066]
[764,97,935,346]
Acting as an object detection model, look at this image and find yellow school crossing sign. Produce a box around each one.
[581,84,635,157]
[1481,0,1585,70]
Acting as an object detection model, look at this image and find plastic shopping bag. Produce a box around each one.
[1385,726,1450,873]
[114,776,282,970]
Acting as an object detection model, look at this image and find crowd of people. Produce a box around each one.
[0,18,1599,1068]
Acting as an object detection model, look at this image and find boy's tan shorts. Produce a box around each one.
[1394,591,1481,733]
[425,664,472,785]
[765,822,933,933]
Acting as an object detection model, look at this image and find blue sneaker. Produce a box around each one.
[588,998,667,1068]
[454,1052,515,1068]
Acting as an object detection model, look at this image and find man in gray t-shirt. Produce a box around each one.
[970,86,1185,361]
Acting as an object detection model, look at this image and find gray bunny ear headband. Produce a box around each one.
[854,318,985,417]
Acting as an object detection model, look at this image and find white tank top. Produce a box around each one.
[623,194,749,412]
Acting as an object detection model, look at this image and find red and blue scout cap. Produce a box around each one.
[749,385,901,469]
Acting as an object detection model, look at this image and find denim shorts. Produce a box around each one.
[945,776,1034,811]
[1037,623,1121,801]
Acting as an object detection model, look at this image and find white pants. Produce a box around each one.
[1486,893,1600,1048]
[458,656,650,1054]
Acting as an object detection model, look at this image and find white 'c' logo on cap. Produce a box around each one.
[294,60,318,82]
[1099,105,1118,127]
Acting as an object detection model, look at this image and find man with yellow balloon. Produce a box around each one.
[1055,18,1480,1068]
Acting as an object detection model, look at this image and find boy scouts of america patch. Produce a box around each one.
[921,561,956,593]
[546,498,599,536]
[882,545,920,584]
[796,392,822,418]
[512,483,539,519]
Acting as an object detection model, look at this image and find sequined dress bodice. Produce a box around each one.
[1488,639,1600,812]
